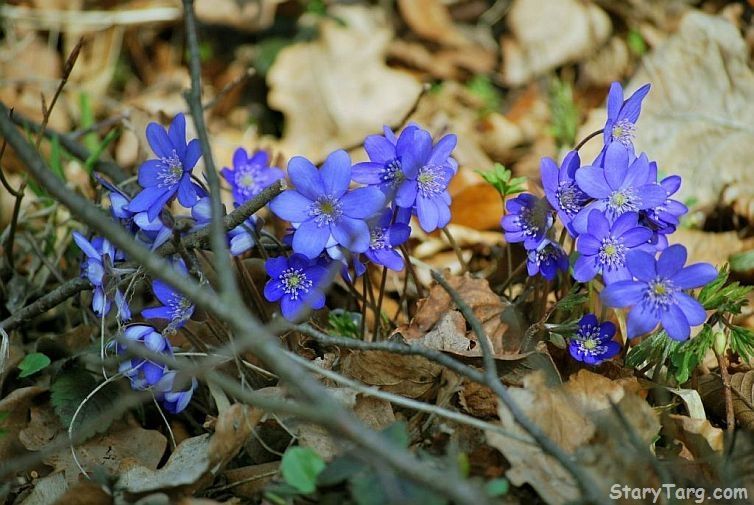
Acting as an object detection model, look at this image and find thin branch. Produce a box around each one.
[0,277,90,331]
[430,270,610,505]
[574,128,604,151]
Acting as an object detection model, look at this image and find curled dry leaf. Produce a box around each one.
[486,370,659,504]
[0,387,46,463]
[665,414,724,457]
[222,462,280,499]
[501,0,611,86]
[340,351,443,401]
[267,5,422,161]
[699,370,754,431]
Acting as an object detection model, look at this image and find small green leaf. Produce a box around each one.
[18,353,51,378]
[484,478,509,497]
[729,325,754,362]
[730,250,754,274]
[627,29,647,56]
[549,77,579,148]
[328,309,361,339]
[466,74,501,115]
[281,446,326,494]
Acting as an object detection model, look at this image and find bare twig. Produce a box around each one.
[0,278,90,331]
[716,350,735,433]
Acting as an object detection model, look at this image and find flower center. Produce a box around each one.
[598,236,626,270]
[417,165,445,197]
[158,150,183,187]
[575,324,607,356]
[556,181,588,216]
[607,187,640,216]
[646,277,676,310]
[280,267,313,300]
[370,227,388,250]
[309,195,343,227]
[382,159,404,187]
[611,119,636,147]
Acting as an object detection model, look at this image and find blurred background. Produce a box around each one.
[2,0,754,282]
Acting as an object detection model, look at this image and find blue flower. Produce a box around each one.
[127,113,205,220]
[603,82,650,151]
[568,314,620,365]
[540,150,588,236]
[501,193,553,250]
[221,148,284,205]
[191,197,257,256]
[263,253,328,321]
[640,164,688,249]
[269,150,385,258]
[72,232,132,321]
[601,245,717,341]
[142,260,195,328]
[572,143,667,233]
[573,211,653,284]
[527,239,568,281]
[154,371,197,414]
[363,209,411,272]
[116,324,172,390]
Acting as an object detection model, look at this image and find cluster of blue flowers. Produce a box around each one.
[503,82,717,365]
[74,113,460,410]
[265,124,457,320]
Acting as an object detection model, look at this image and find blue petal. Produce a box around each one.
[397,128,432,179]
[601,280,645,307]
[611,211,639,237]
[670,263,718,290]
[364,134,396,163]
[72,232,100,259]
[293,220,330,258]
[435,200,451,229]
[184,139,202,170]
[657,244,687,278]
[168,113,187,158]
[230,232,254,256]
[575,166,611,198]
[416,195,439,232]
[620,83,651,123]
[573,255,598,282]
[152,279,177,305]
[281,295,304,321]
[675,292,707,326]
[661,304,691,341]
[269,190,313,222]
[599,321,617,340]
[288,156,325,200]
[580,313,599,329]
[428,134,457,166]
[626,250,656,281]
[127,185,169,213]
[395,179,418,208]
[331,216,370,253]
[320,150,352,197]
[263,280,285,302]
[603,266,631,285]
[265,256,289,277]
[635,184,669,209]
[137,159,164,187]
[352,162,385,185]
[606,82,623,122]
[146,122,173,158]
[626,303,659,338]
[602,143,629,189]
[341,188,385,218]
[142,306,172,320]
[176,176,199,208]
[587,210,610,238]
[143,361,166,385]
[623,153,651,188]
[576,234,600,255]
[619,226,652,248]
[540,157,559,206]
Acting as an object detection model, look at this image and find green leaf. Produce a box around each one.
[476,163,526,200]
[50,369,120,434]
[627,29,647,56]
[84,128,120,174]
[484,478,509,497]
[49,135,66,181]
[466,75,501,115]
[626,331,677,369]
[549,77,579,148]
[730,250,754,274]
[554,285,587,312]
[254,38,293,77]
[328,309,361,339]
[729,325,754,362]
[698,265,751,314]
[18,353,51,378]
[281,446,326,494]
[669,325,714,383]
[79,92,99,153]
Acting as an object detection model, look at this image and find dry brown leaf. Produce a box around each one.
[666,414,724,456]
[196,0,281,32]
[670,228,754,268]
[0,386,46,462]
[397,0,469,47]
[208,404,264,469]
[625,11,754,211]
[458,380,497,418]
[267,5,422,161]
[501,0,611,86]
[340,351,442,400]
[699,371,754,431]
[580,36,631,86]
[52,480,112,505]
[486,370,659,504]
[222,462,280,499]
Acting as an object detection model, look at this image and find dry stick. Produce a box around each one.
[0,105,492,505]
[430,270,610,505]
[374,266,389,340]
[183,0,236,298]
[716,350,736,434]
[441,226,468,274]
[0,277,90,331]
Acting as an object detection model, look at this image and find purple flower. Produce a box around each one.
[640,163,688,249]
[264,254,328,321]
[116,324,172,390]
[527,239,568,281]
[221,148,284,205]
[127,113,204,220]
[568,314,620,365]
[142,260,195,328]
[269,150,385,258]
[363,209,411,272]
[601,245,717,341]
[540,150,589,236]
[354,125,457,233]
[154,371,197,414]
[191,197,257,256]
[603,82,650,150]
[573,211,652,284]
[572,143,667,234]
[501,193,553,250]
[72,232,131,320]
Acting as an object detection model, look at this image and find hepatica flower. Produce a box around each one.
[73,232,131,321]
[128,113,204,220]
[527,239,568,281]
[142,260,195,328]
[269,150,384,258]
[573,211,652,284]
[501,193,553,250]
[264,254,328,320]
[192,197,257,256]
[363,209,411,272]
[568,314,620,365]
[154,371,197,414]
[221,148,284,205]
[541,150,589,235]
[601,245,717,341]
[572,143,666,233]
[640,164,688,249]
[603,82,650,150]
[354,125,457,233]
[116,324,172,390]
